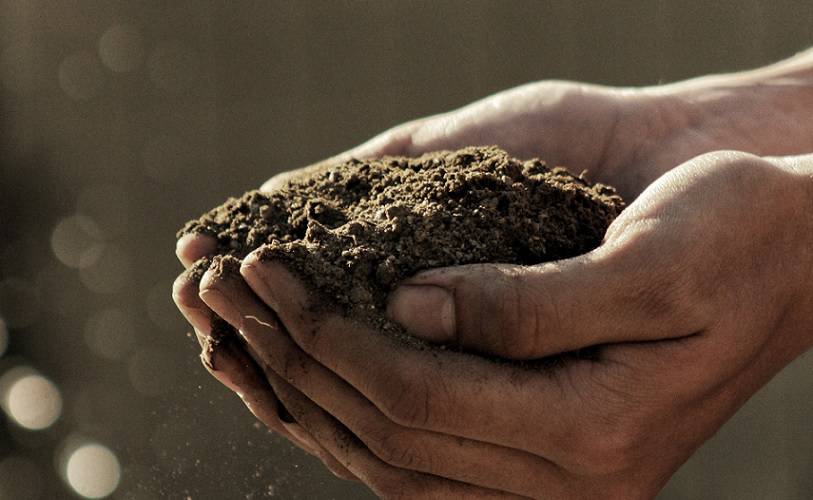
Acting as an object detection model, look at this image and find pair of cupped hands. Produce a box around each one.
[173,79,813,499]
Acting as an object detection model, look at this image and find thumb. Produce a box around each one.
[386,248,706,360]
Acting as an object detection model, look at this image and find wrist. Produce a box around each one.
[641,55,813,156]
[772,155,813,354]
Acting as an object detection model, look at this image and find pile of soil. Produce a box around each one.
[180,146,624,334]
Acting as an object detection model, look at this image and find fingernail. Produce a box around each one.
[240,256,281,310]
[200,318,238,371]
[176,233,217,268]
[387,285,455,343]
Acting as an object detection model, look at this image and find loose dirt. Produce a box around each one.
[180,146,624,343]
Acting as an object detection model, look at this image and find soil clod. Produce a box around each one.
[180,146,625,340]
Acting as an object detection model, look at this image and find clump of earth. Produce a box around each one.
[180,146,624,334]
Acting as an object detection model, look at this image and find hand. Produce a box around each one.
[176,68,813,266]
[194,151,813,498]
[171,259,359,481]
[173,58,813,495]
[176,78,659,475]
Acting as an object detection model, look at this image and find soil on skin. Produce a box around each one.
[179,146,624,344]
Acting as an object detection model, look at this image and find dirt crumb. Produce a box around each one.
[179,146,624,342]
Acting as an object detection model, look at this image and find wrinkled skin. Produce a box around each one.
[174,74,813,499]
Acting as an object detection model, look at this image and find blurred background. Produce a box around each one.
[1,1,812,498]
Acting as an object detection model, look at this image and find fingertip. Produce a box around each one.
[239,246,264,271]
[171,271,195,307]
[199,255,243,300]
[173,272,213,333]
[198,264,222,298]
[386,284,455,344]
[197,276,235,329]
[240,254,300,313]
[176,233,217,268]
[198,325,253,388]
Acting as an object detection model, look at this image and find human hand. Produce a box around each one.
[174,78,653,470]
[176,65,813,266]
[171,260,360,481]
[173,53,813,495]
[193,151,813,498]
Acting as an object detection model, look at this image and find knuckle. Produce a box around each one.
[630,268,683,320]
[577,420,642,474]
[464,264,544,359]
[497,274,535,358]
[716,150,765,168]
[689,150,773,191]
[514,272,556,358]
[480,265,545,358]
[605,242,709,331]
[693,150,762,170]
[628,249,713,332]
[277,348,310,387]
[376,369,432,428]
[366,429,426,471]
[382,389,430,429]
[670,270,716,329]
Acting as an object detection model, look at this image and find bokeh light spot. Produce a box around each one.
[3,373,62,430]
[58,50,106,101]
[65,443,121,499]
[79,244,132,294]
[83,309,135,361]
[77,184,130,238]
[98,24,145,73]
[51,215,105,269]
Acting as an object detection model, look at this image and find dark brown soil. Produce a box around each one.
[180,146,624,334]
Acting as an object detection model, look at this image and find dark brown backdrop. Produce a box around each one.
[1,1,811,498]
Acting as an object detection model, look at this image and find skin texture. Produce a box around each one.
[173,54,813,499]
